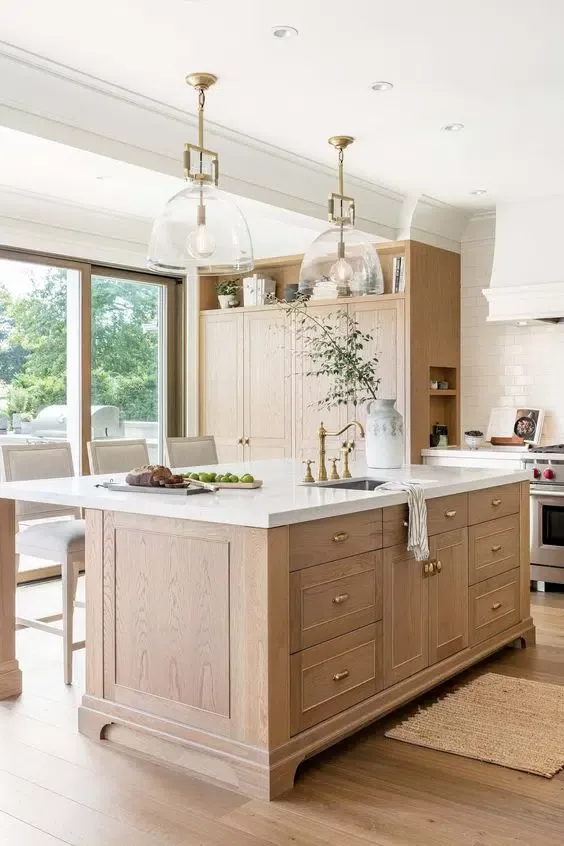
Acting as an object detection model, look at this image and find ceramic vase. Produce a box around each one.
[365,398,404,469]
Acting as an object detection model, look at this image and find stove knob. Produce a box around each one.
[533,467,542,479]
[543,468,555,480]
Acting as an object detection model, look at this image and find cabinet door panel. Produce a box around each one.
[244,310,292,457]
[429,529,468,664]
[200,313,244,459]
[383,543,428,686]
[347,300,405,457]
[294,306,347,455]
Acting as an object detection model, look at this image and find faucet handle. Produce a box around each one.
[329,457,340,481]
[303,459,315,483]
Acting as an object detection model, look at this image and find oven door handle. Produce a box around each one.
[530,487,564,498]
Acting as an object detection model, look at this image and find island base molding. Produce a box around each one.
[78,617,535,800]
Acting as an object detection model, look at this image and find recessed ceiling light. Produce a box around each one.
[95,175,110,181]
[516,321,528,326]
[370,81,393,92]
[470,189,487,196]
[272,25,298,38]
[443,123,464,132]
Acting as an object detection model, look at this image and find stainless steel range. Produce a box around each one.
[524,445,564,584]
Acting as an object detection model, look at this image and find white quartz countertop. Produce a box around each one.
[421,446,531,459]
[0,458,529,529]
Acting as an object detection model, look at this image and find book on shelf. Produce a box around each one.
[392,255,405,293]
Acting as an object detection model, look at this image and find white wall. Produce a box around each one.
[462,215,564,445]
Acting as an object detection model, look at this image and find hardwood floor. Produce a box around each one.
[2,583,563,845]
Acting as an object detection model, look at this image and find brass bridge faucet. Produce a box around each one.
[317,420,365,481]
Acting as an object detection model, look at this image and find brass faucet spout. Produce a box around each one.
[316,420,365,482]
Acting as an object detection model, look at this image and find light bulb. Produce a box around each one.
[329,257,354,285]
[186,224,216,259]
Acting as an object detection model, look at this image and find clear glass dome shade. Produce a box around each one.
[147,180,254,275]
[299,225,384,297]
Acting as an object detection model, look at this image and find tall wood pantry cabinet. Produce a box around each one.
[199,240,461,462]
[200,308,293,462]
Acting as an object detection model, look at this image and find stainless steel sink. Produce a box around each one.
[314,477,387,491]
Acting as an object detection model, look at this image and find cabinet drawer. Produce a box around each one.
[468,515,519,585]
[469,569,521,646]
[468,484,520,525]
[289,510,382,571]
[426,493,468,536]
[290,623,383,735]
[290,552,382,652]
[382,504,409,548]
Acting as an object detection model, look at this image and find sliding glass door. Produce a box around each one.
[0,255,86,470]
[90,270,180,463]
[0,250,182,471]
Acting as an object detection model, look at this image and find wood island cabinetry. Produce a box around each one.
[78,479,534,801]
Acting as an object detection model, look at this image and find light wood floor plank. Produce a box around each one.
[1,585,563,846]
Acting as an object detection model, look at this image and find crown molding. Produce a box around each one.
[0,41,470,250]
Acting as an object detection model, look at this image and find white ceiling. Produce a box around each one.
[1,0,563,210]
[0,126,332,258]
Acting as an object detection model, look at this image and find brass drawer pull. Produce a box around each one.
[424,561,435,576]
[445,510,457,518]
[332,593,350,605]
[492,601,502,610]
[492,498,502,507]
[332,531,349,543]
[491,544,502,553]
[238,437,244,445]
[244,438,250,445]
[403,520,409,528]
[435,560,442,572]
[333,670,350,682]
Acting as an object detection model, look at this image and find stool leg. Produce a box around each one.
[62,557,75,685]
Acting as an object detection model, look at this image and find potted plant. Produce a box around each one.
[282,298,404,468]
[216,279,240,309]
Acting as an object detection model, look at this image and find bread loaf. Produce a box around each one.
[125,465,174,487]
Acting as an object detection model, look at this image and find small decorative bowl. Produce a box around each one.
[464,431,484,450]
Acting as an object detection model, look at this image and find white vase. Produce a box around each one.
[365,399,404,469]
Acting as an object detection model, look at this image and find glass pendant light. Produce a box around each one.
[148,73,254,275]
[299,136,383,298]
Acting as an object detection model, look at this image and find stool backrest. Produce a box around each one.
[166,436,218,469]
[0,442,79,523]
[87,438,150,474]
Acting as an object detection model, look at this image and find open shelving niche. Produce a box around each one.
[199,239,460,460]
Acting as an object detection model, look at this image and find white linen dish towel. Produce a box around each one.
[378,481,429,561]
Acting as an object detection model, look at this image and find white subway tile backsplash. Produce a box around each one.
[461,234,564,444]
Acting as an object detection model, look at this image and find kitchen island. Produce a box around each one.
[0,459,533,799]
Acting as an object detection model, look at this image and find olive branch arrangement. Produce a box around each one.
[280,297,380,410]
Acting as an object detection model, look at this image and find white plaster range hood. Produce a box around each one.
[483,196,564,323]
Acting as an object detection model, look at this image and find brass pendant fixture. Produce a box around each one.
[148,73,254,275]
[299,136,383,297]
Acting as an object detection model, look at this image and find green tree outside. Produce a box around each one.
[0,268,160,422]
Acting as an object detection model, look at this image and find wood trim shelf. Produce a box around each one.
[429,389,457,396]
[200,292,406,315]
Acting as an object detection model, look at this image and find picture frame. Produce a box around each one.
[486,406,545,446]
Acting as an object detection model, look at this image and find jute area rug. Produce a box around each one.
[385,672,564,778]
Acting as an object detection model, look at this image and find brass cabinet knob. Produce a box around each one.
[238,437,244,445]
[333,670,350,682]
[491,544,502,553]
[244,438,250,446]
[332,593,350,605]
[492,498,502,507]
[403,520,409,528]
[445,510,457,518]
[435,560,442,573]
[424,562,430,576]
[332,531,349,543]
[492,601,502,610]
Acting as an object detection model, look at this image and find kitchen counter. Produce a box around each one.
[0,459,534,800]
[0,458,530,528]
